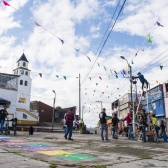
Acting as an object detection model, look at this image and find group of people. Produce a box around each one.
[99,108,119,141]
[99,106,166,142]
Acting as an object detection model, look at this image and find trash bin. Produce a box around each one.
[95,130,97,134]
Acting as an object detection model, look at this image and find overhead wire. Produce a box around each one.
[81,0,127,85]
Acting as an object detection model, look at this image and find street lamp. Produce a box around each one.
[120,56,135,135]
[52,90,56,132]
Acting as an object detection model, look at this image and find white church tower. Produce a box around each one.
[13,53,32,111]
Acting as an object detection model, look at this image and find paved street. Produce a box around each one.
[0,131,168,168]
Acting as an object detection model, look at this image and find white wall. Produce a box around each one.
[17,74,32,111]
[16,112,38,121]
[0,89,17,117]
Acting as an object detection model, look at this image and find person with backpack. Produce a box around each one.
[140,109,147,143]
[160,120,166,138]
[0,105,8,135]
[64,108,74,140]
[99,108,108,141]
[112,113,119,139]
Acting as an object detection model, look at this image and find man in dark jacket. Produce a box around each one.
[64,108,74,140]
[112,113,119,138]
[133,72,148,90]
[99,108,108,141]
[0,105,8,134]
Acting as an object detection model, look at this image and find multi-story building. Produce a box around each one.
[142,84,166,125]
[0,53,39,125]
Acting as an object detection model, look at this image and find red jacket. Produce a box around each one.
[65,111,74,126]
[125,111,132,125]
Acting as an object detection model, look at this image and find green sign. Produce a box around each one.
[57,153,96,161]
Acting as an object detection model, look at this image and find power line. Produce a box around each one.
[83,0,121,80]
[81,0,127,85]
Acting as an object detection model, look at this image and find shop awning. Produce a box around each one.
[0,98,11,105]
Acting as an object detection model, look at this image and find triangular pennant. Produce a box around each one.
[56,75,59,78]
[63,76,66,80]
[58,38,64,45]
[89,77,91,80]
[114,71,117,74]
[99,77,102,80]
[35,22,41,26]
[3,1,10,6]
[87,56,91,62]
[160,65,163,70]
[96,83,98,86]
[108,76,110,79]
[147,34,152,43]
[116,75,118,78]
[103,66,107,71]
[110,69,113,74]
[39,73,42,78]
[123,69,126,74]
[75,48,79,52]
[120,71,123,74]
[97,63,100,67]
[85,88,87,90]
[108,96,109,98]
[102,92,104,94]
[107,86,108,88]
[156,21,164,27]
[132,60,134,64]
[94,90,96,92]
[135,53,137,57]
[156,80,158,83]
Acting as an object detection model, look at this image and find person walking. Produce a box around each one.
[112,113,119,139]
[99,108,108,141]
[160,120,166,138]
[140,109,147,143]
[125,108,133,139]
[0,105,8,135]
[64,108,74,140]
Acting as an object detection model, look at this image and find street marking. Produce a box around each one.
[24,147,55,152]
[37,150,73,156]
[57,153,96,161]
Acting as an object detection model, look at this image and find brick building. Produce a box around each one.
[30,101,77,124]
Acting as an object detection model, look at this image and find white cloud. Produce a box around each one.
[1,0,168,127]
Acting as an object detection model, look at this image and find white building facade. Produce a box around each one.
[0,53,38,125]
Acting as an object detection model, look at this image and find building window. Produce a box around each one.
[17,70,18,74]
[20,80,23,85]
[23,62,26,67]
[23,113,27,119]
[21,70,24,75]
[25,81,28,86]
[25,71,28,76]
[30,105,38,111]
[18,63,20,67]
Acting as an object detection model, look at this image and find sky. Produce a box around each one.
[0,0,168,127]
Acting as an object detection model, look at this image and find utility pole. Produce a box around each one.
[79,73,81,119]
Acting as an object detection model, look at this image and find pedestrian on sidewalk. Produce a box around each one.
[140,109,147,143]
[125,108,133,140]
[99,108,108,141]
[0,105,8,135]
[160,120,166,138]
[112,113,119,139]
[64,108,74,140]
